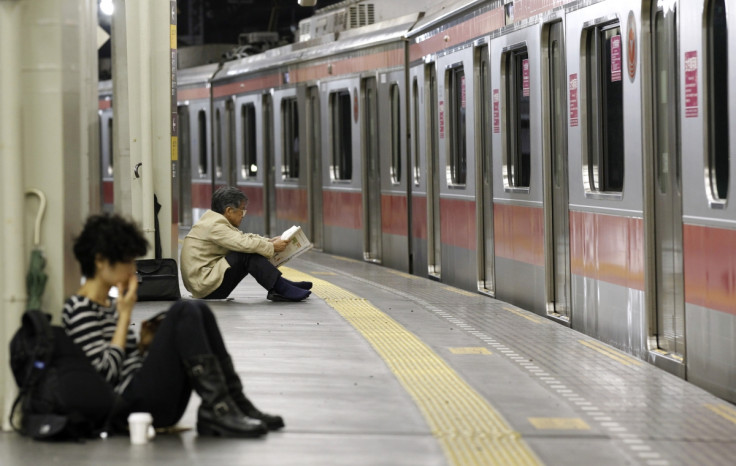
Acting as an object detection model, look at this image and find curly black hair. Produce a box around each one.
[73,214,149,278]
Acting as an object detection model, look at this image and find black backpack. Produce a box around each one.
[9,310,118,440]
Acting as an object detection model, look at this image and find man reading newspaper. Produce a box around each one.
[181,187,312,302]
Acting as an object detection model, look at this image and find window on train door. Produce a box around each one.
[584,22,624,193]
[330,90,352,181]
[412,78,420,185]
[215,108,223,179]
[390,84,401,184]
[282,97,300,180]
[241,103,257,178]
[707,0,729,202]
[447,66,467,186]
[503,48,531,189]
[107,117,114,176]
[198,109,208,177]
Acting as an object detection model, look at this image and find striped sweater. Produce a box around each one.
[62,295,143,394]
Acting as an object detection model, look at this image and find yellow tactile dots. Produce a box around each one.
[282,267,541,466]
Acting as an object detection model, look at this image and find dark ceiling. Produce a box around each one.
[99,0,345,54]
[177,0,345,46]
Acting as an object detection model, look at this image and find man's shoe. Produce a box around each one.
[267,291,310,302]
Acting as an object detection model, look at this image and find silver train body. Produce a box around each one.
[99,0,736,402]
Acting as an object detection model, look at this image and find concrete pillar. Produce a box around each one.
[0,0,27,432]
[0,0,88,430]
[120,0,176,258]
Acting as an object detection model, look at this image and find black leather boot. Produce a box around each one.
[185,355,268,437]
[220,356,285,431]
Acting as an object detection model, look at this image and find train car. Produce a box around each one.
[99,0,736,404]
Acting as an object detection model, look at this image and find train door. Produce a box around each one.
[263,94,276,236]
[544,21,571,321]
[426,63,441,278]
[362,77,382,262]
[650,4,684,358]
[178,105,193,227]
[475,45,495,294]
[307,86,323,249]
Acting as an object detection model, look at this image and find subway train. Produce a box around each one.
[99,0,736,404]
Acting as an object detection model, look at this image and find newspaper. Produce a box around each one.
[269,225,313,267]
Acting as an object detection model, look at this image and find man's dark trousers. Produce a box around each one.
[203,251,280,299]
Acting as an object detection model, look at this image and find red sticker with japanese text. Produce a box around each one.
[439,100,445,139]
[522,59,530,97]
[685,51,698,118]
[611,35,622,82]
[493,89,500,133]
[569,74,578,127]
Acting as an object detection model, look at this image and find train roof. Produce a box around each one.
[177,62,219,88]
[213,12,422,84]
[407,0,501,40]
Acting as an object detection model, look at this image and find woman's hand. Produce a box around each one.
[116,273,139,318]
[111,274,137,350]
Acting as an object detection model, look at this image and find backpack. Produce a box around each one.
[9,310,118,440]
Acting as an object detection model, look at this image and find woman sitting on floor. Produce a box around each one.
[62,213,284,437]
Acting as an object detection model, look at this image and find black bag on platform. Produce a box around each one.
[9,310,117,440]
[135,194,182,301]
[135,258,181,301]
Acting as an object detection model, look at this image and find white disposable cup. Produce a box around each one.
[128,412,154,445]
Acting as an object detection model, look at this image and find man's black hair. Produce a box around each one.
[73,214,149,278]
[211,186,248,214]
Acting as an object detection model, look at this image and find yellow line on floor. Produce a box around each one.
[578,340,643,366]
[705,404,736,425]
[443,286,478,297]
[503,307,547,324]
[282,267,541,466]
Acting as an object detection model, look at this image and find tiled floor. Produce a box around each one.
[2,251,735,465]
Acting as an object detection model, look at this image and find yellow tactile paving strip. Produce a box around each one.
[578,340,643,367]
[282,267,541,466]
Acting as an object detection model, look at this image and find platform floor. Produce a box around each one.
[2,250,736,465]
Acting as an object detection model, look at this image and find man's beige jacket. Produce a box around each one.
[180,210,274,298]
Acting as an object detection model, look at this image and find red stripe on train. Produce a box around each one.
[412,195,427,240]
[440,198,476,250]
[381,194,408,236]
[323,190,362,230]
[494,203,544,267]
[276,187,308,223]
[683,224,736,316]
[569,211,644,291]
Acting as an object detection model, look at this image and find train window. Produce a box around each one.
[107,117,114,176]
[503,48,530,188]
[412,78,420,185]
[215,108,223,179]
[584,22,624,193]
[198,110,208,177]
[281,98,300,180]
[225,100,235,183]
[390,84,401,184]
[707,0,729,202]
[447,66,467,186]
[330,90,352,181]
[241,103,257,178]
[177,106,190,177]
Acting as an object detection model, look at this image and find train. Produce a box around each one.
[99,0,736,404]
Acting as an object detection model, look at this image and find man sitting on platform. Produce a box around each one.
[181,186,312,301]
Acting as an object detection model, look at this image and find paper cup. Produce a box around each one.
[128,412,154,445]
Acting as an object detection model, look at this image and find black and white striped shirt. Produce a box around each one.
[62,295,143,394]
